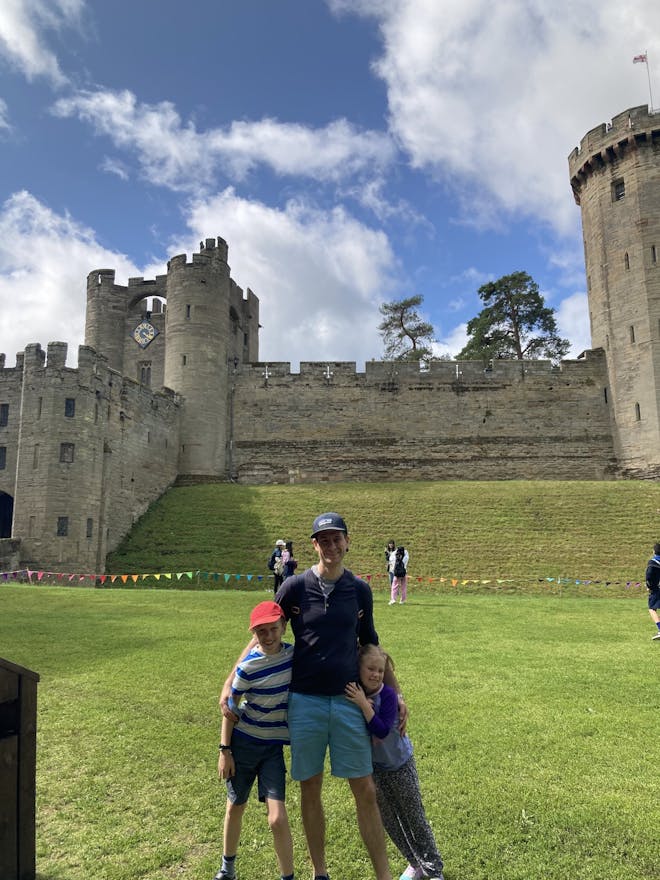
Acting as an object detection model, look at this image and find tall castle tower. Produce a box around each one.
[569,105,660,476]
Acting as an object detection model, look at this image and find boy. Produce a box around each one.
[215,601,295,880]
[645,543,660,641]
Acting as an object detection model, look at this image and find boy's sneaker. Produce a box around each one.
[399,866,424,880]
[388,599,396,605]
[213,872,234,880]
[652,632,660,640]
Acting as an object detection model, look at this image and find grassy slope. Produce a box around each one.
[107,480,660,592]
[2,585,658,880]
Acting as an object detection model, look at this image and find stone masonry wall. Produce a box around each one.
[229,351,617,483]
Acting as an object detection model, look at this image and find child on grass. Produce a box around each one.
[215,601,295,880]
[345,644,444,880]
[645,541,660,641]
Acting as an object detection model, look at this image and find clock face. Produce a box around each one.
[132,320,159,349]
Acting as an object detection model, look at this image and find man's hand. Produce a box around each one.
[398,694,409,736]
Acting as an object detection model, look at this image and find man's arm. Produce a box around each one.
[382,651,409,736]
[219,637,257,718]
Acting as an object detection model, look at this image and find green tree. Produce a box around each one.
[457,271,570,363]
[378,294,436,363]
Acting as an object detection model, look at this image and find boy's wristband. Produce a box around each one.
[219,744,232,751]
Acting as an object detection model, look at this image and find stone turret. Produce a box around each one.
[163,238,233,475]
[569,105,660,476]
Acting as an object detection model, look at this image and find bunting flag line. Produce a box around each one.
[0,566,646,590]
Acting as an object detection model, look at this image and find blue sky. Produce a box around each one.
[1,0,659,369]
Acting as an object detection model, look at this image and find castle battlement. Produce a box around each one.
[244,351,605,386]
[568,105,660,203]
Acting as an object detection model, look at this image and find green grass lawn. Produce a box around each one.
[103,480,660,595]
[3,583,658,880]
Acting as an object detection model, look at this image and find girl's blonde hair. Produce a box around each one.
[358,642,395,674]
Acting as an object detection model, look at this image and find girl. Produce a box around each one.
[345,644,444,880]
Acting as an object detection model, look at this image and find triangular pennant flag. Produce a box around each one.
[224,574,231,582]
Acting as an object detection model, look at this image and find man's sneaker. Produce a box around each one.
[399,866,424,880]
[653,632,660,640]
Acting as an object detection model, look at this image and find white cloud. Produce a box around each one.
[556,290,591,358]
[52,88,395,193]
[0,191,138,366]
[0,0,83,86]
[329,0,660,235]
[175,189,399,366]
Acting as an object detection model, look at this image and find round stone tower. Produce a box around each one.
[85,269,129,373]
[569,105,660,476]
[164,238,232,475]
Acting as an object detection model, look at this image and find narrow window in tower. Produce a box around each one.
[147,431,151,444]
[94,403,99,423]
[37,397,42,419]
[33,444,39,468]
[60,442,75,463]
[64,397,75,418]
[635,402,641,421]
[624,252,630,270]
[603,387,608,404]
[652,245,657,264]
[182,355,187,366]
[0,403,8,426]
[612,178,625,201]
[630,325,635,343]
[0,446,6,469]
[86,518,93,538]
[140,362,151,386]
[56,516,69,536]
[186,304,191,319]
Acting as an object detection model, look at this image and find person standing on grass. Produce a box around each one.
[345,644,445,880]
[645,542,660,641]
[389,546,409,605]
[215,601,295,880]
[221,511,405,880]
[268,539,286,594]
[385,540,396,586]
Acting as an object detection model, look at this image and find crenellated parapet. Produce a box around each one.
[240,352,605,387]
[568,105,660,204]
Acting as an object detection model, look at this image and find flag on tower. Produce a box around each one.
[633,53,647,64]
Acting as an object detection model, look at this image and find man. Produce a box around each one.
[645,542,660,640]
[222,512,400,880]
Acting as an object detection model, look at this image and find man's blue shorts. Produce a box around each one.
[648,589,660,611]
[225,733,286,805]
[287,691,372,781]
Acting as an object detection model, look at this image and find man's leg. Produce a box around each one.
[348,774,392,880]
[300,772,327,877]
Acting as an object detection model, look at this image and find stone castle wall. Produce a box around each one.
[228,351,616,483]
[0,342,181,572]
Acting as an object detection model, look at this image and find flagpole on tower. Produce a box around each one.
[633,50,655,112]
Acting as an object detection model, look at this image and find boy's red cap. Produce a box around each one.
[249,600,285,629]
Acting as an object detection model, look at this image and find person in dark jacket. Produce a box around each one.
[645,542,660,641]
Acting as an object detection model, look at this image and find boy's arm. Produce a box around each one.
[218,714,236,779]
[219,638,257,718]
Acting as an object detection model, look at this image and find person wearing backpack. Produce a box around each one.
[645,541,660,641]
[389,546,409,605]
[268,540,286,594]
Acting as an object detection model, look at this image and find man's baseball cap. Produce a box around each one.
[275,539,286,546]
[310,512,348,538]
[249,601,285,629]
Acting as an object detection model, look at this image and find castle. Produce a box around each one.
[1,105,659,574]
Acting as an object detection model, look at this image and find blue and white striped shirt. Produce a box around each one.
[229,642,293,745]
